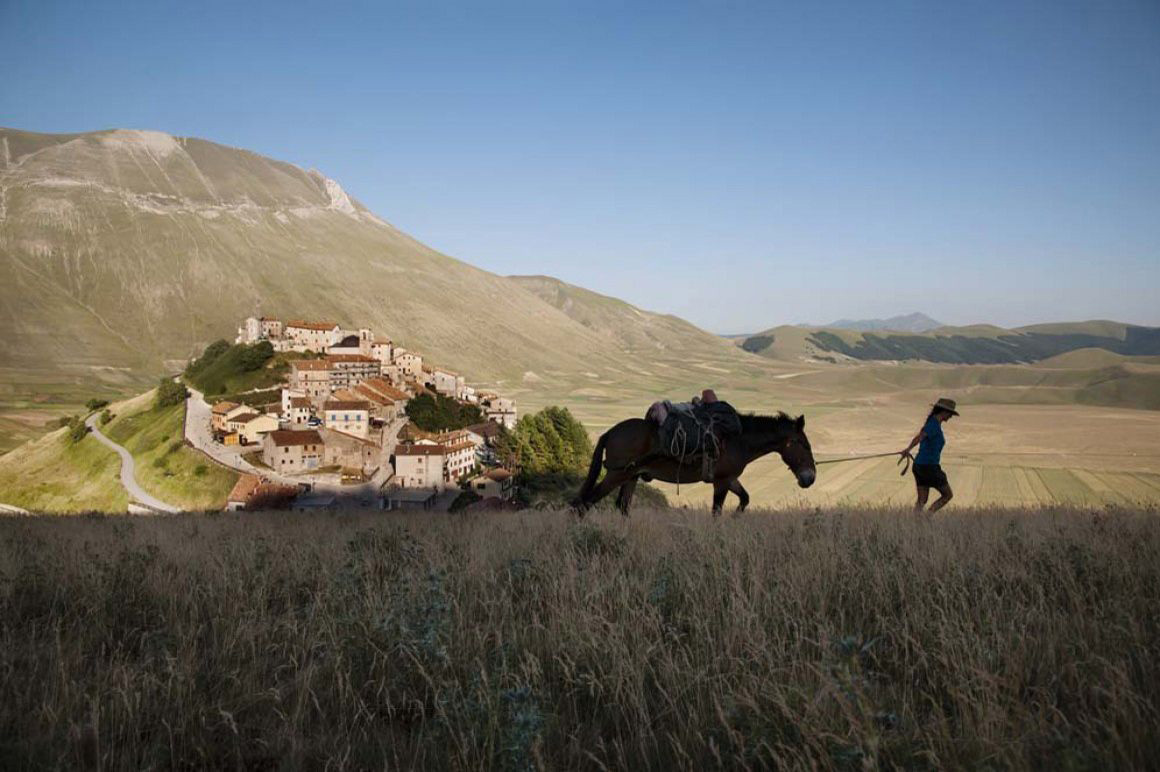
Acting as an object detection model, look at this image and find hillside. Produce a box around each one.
[736,319,1160,365]
[0,128,694,414]
[507,275,740,359]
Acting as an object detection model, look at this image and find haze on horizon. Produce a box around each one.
[2,0,1157,333]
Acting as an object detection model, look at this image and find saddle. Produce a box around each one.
[652,400,742,481]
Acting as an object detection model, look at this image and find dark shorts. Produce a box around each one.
[913,463,949,489]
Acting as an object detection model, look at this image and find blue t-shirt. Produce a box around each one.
[914,415,945,465]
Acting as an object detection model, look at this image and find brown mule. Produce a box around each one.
[573,412,816,516]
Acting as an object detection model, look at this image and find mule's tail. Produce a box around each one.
[573,430,610,508]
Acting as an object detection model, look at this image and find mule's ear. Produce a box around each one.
[795,414,805,430]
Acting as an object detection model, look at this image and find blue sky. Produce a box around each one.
[2,0,1158,331]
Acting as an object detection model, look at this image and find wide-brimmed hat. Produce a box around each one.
[933,397,959,416]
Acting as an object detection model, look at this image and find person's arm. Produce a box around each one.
[902,429,924,458]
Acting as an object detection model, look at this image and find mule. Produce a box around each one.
[573,412,816,516]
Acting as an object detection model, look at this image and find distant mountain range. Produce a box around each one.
[2,125,1157,437]
[823,312,943,333]
[735,319,1160,365]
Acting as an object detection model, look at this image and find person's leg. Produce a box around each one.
[914,485,930,511]
[929,483,954,512]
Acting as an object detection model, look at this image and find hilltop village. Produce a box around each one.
[193,316,517,511]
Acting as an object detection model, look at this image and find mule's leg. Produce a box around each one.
[615,477,638,517]
[580,469,634,513]
[727,478,750,513]
[711,480,729,516]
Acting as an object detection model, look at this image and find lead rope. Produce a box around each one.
[815,450,913,476]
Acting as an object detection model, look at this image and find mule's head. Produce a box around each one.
[779,414,816,488]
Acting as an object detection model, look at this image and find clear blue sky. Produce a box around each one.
[3,1,1158,331]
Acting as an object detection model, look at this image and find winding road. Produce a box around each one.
[85,413,181,513]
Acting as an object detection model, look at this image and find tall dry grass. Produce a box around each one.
[1,506,1158,770]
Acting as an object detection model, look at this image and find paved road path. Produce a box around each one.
[86,413,181,513]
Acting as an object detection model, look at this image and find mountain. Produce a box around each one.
[735,319,1160,365]
[825,312,943,333]
[0,127,691,397]
[507,275,739,358]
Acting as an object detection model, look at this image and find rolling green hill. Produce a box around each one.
[737,320,1160,365]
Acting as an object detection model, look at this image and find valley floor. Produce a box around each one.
[1,506,1157,769]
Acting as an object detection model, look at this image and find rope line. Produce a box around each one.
[816,451,913,476]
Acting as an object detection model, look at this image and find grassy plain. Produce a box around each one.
[1,507,1157,768]
[515,356,1160,510]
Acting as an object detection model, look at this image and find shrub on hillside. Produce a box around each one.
[85,398,109,412]
[405,393,483,432]
[155,379,189,409]
[65,416,89,445]
[99,409,113,425]
[184,340,277,395]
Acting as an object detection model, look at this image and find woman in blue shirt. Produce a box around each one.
[901,397,958,512]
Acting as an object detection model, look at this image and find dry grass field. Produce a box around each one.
[2,506,1158,769]
[516,360,1160,511]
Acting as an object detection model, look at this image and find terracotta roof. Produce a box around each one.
[229,412,262,424]
[361,379,409,401]
[292,360,331,371]
[286,320,337,331]
[396,444,446,457]
[228,474,261,502]
[212,401,240,414]
[353,384,394,405]
[289,397,312,408]
[330,388,362,401]
[267,430,323,447]
[324,400,371,412]
[485,468,513,481]
[259,316,279,322]
[466,422,503,439]
[445,441,475,453]
[325,354,377,364]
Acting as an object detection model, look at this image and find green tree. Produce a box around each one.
[66,416,89,444]
[85,398,109,412]
[155,378,189,409]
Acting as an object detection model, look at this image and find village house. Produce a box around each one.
[468,467,514,501]
[465,421,504,464]
[285,320,342,352]
[393,350,423,378]
[436,429,477,481]
[211,401,240,433]
[326,333,363,357]
[369,338,393,367]
[394,444,447,490]
[481,395,518,429]
[225,474,298,511]
[237,316,284,344]
[383,488,438,511]
[326,354,380,391]
[227,412,279,444]
[286,397,313,426]
[290,360,332,399]
[350,378,408,422]
[428,366,465,399]
[318,427,379,472]
[322,399,371,438]
[262,430,324,474]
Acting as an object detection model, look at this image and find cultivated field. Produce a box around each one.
[517,360,1160,510]
[1,506,1158,769]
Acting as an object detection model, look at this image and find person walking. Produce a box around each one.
[901,397,959,512]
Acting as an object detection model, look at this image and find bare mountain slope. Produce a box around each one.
[0,128,655,393]
[507,275,741,359]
